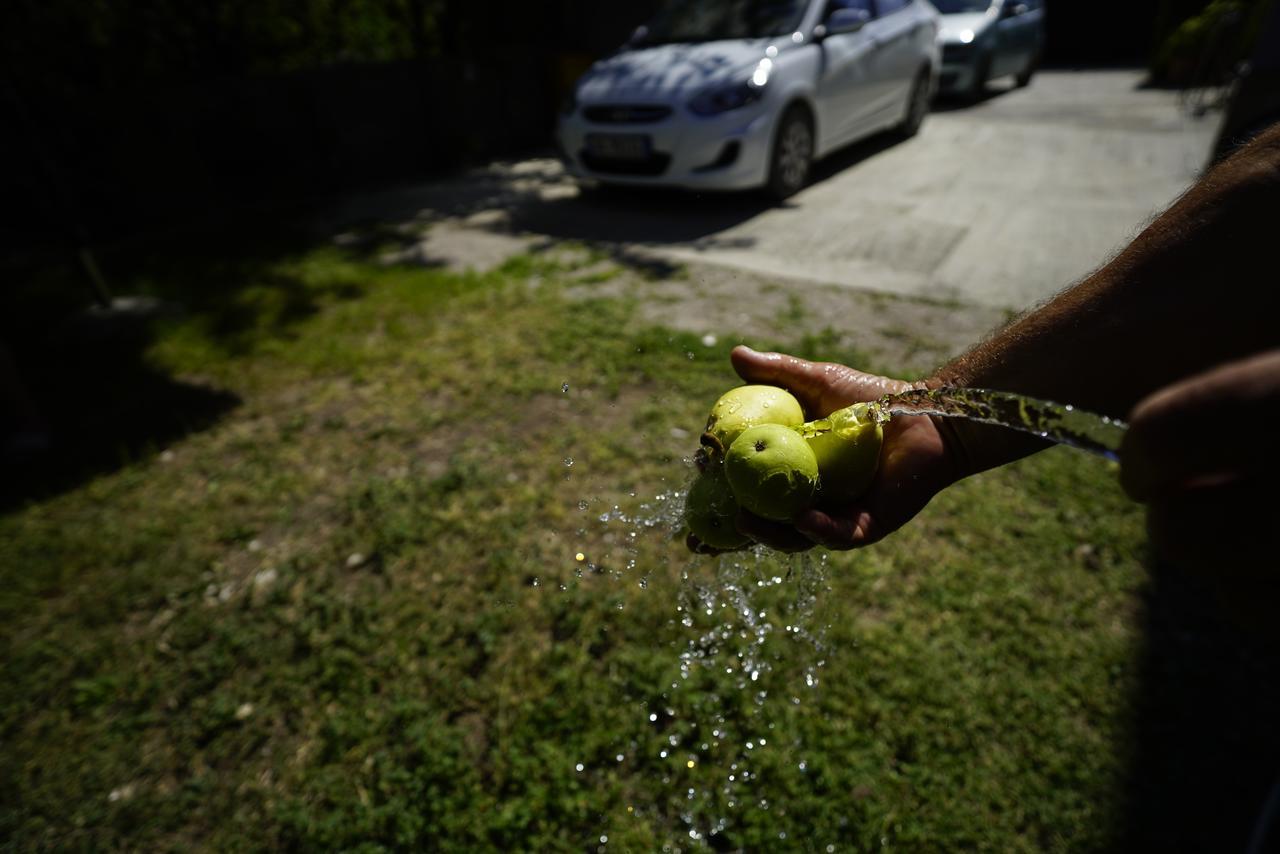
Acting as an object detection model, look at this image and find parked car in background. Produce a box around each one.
[934,0,1045,100]
[557,0,940,200]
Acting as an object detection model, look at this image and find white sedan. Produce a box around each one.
[557,0,940,200]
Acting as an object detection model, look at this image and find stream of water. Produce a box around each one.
[805,387,1128,462]
[555,382,1125,848]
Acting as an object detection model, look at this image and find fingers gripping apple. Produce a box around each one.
[684,384,884,549]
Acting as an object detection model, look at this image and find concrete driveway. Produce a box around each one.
[344,70,1220,313]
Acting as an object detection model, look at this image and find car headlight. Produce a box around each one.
[689,59,772,117]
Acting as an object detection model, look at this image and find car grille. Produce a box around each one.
[942,44,973,64]
[579,151,672,177]
[583,105,673,124]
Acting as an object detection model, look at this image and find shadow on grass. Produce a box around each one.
[1120,560,1280,850]
[1,216,377,513]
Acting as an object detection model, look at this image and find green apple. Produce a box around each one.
[806,404,884,503]
[724,424,819,522]
[683,465,752,551]
[702,385,804,458]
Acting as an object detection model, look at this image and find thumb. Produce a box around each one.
[730,346,831,415]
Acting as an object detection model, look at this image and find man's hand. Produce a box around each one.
[688,346,967,554]
[1122,349,1280,563]
[1121,350,1280,633]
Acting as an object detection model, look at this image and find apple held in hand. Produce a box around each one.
[806,404,883,503]
[702,385,804,458]
[724,424,819,522]
[683,464,752,551]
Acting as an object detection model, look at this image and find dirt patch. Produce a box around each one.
[381,222,537,273]
[565,253,1010,377]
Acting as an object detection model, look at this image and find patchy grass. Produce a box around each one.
[0,229,1151,851]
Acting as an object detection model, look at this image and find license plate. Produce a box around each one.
[585,133,651,160]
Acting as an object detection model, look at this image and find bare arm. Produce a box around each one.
[932,123,1280,477]
[710,123,1280,555]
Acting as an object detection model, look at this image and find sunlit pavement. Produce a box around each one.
[664,70,1222,310]
[348,70,1221,313]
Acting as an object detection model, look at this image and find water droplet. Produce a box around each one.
[575,552,586,562]
[578,500,589,511]
[561,382,570,393]
[600,835,608,844]
[616,754,624,762]
[531,577,540,587]
[563,457,574,467]
[575,763,584,772]
[687,759,696,768]
[649,713,658,722]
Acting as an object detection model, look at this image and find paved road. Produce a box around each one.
[659,70,1221,310]
[347,70,1220,312]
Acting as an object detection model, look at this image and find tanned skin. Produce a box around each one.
[690,123,1280,621]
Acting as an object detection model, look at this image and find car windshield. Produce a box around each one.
[931,0,992,13]
[638,0,810,44]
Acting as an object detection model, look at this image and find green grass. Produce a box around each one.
[0,230,1150,851]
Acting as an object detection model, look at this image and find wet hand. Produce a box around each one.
[687,346,967,554]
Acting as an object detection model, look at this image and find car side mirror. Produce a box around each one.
[819,8,870,39]
[1001,3,1029,18]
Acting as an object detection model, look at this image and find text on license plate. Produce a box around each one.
[585,134,651,160]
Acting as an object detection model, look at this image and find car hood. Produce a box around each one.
[938,12,993,43]
[577,40,776,104]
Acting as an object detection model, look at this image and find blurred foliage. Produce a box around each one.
[1,0,448,99]
[1151,0,1275,84]
[0,0,599,101]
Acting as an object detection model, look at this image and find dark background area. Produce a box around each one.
[0,0,1260,250]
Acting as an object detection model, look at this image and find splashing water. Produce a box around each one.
[556,461,834,845]
[549,384,1124,848]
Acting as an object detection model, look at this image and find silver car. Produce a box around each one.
[935,0,1045,99]
[557,0,940,200]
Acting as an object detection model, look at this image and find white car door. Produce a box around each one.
[869,0,925,123]
[812,0,880,151]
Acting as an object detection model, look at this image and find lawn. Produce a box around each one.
[1,222,1155,851]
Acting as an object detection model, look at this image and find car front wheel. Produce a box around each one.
[766,107,813,201]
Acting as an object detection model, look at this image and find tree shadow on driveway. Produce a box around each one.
[332,126,909,261]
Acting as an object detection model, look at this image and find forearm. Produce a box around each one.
[928,123,1280,476]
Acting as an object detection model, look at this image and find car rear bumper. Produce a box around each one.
[557,106,775,191]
